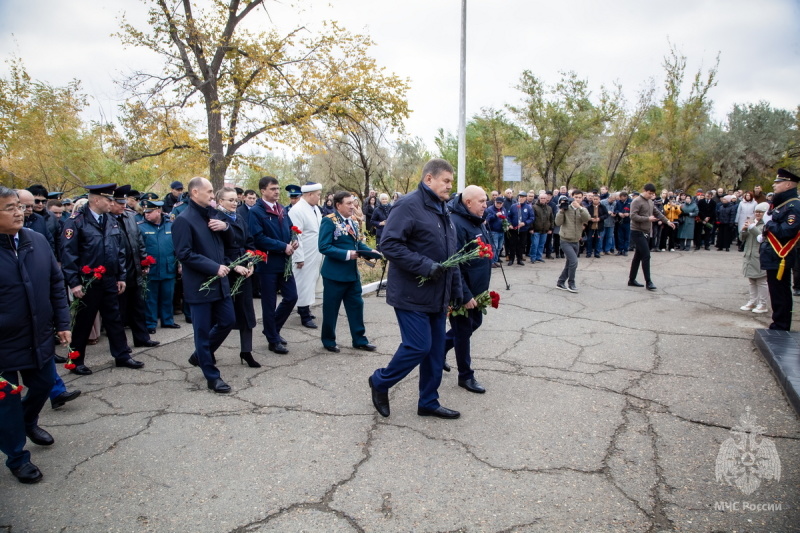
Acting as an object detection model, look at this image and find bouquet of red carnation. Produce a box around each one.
[69,265,106,327]
[497,212,510,232]
[417,237,493,286]
[140,255,157,299]
[230,250,268,297]
[284,226,303,281]
[63,348,81,371]
[449,290,501,317]
[200,250,267,295]
[0,377,24,400]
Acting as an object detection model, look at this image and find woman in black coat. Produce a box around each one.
[364,195,378,236]
[370,193,392,248]
[216,188,260,368]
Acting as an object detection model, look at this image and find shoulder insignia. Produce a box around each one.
[64,228,74,240]
[325,213,337,219]
[788,215,796,226]
[137,220,145,225]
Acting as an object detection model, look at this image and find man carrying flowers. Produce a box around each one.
[442,185,494,394]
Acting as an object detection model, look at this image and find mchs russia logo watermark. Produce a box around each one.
[714,407,782,512]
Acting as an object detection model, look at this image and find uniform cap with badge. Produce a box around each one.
[113,185,132,203]
[143,200,164,212]
[85,183,117,200]
[774,168,800,183]
[285,184,302,198]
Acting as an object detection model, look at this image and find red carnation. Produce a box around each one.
[81,265,92,274]
[498,214,506,219]
[141,255,156,267]
[0,381,6,390]
[291,226,302,235]
[94,272,103,279]
[94,265,106,274]
[10,385,22,395]
[68,351,80,360]
[64,363,76,370]
[489,291,500,309]
[0,391,5,400]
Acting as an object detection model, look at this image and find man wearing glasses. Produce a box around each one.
[61,184,144,375]
[16,189,55,253]
[0,186,71,483]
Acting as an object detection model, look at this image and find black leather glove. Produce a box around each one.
[429,263,444,281]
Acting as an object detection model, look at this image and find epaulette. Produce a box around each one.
[137,220,145,225]
[70,211,83,219]
[325,213,337,219]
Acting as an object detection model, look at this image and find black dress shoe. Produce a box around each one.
[279,335,288,344]
[517,261,525,265]
[115,358,145,369]
[302,319,318,329]
[54,354,67,364]
[188,353,199,366]
[147,329,156,334]
[70,365,93,376]
[443,361,451,372]
[368,376,390,417]
[627,280,644,287]
[185,316,193,324]
[268,342,289,354]
[458,378,486,394]
[646,282,657,291]
[207,378,231,393]
[26,426,54,446]
[324,345,340,353]
[51,389,82,409]
[353,343,376,351]
[134,339,160,347]
[162,323,181,329]
[11,462,43,484]
[417,405,460,419]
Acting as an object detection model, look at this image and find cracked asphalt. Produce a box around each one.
[1,249,799,532]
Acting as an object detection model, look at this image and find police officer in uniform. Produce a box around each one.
[318,191,383,352]
[138,200,180,333]
[111,186,160,348]
[760,168,800,330]
[61,184,145,375]
[284,184,302,216]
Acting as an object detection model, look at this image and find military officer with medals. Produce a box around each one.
[318,191,383,352]
[760,168,800,330]
[60,184,144,375]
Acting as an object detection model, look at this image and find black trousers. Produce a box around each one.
[629,230,652,283]
[118,275,151,344]
[506,231,525,262]
[71,278,131,365]
[767,269,792,330]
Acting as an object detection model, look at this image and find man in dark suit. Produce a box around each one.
[249,176,299,354]
[369,159,463,419]
[61,184,144,375]
[0,186,71,484]
[171,177,235,393]
[110,185,160,347]
[318,191,383,352]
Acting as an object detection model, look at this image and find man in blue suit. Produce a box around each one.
[249,176,299,354]
[171,177,235,393]
[318,191,383,352]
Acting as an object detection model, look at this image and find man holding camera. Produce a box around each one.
[555,191,590,293]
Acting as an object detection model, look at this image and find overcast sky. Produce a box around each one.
[1,0,798,150]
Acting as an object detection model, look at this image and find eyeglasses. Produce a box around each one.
[34,199,47,204]
[21,204,33,210]
[1,204,27,213]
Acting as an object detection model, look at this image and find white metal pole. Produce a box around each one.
[457,0,467,192]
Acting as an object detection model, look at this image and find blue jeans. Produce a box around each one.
[1,358,56,469]
[617,224,631,252]
[490,232,504,263]
[530,232,547,261]
[602,226,615,252]
[371,309,446,409]
[189,298,235,381]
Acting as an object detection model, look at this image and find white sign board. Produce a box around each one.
[503,156,522,182]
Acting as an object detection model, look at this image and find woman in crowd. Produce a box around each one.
[352,196,365,238]
[739,202,770,314]
[735,191,757,251]
[364,195,377,236]
[370,193,392,248]
[320,193,335,216]
[661,195,682,251]
[677,195,698,251]
[216,187,260,368]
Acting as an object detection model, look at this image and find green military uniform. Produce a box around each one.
[318,212,382,349]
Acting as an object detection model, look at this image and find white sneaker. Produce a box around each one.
[740,302,756,311]
[752,305,769,314]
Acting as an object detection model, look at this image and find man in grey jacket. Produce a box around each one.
[555,191,590,293]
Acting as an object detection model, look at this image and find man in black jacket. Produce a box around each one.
[0,186,71,484]
[172,177,235,393]
[696,192,716,250]
[443,185,491,394]
[369,159,463,419]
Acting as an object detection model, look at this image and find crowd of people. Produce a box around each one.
[3,162,799,485]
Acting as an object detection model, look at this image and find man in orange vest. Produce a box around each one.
[760,168,800,330]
